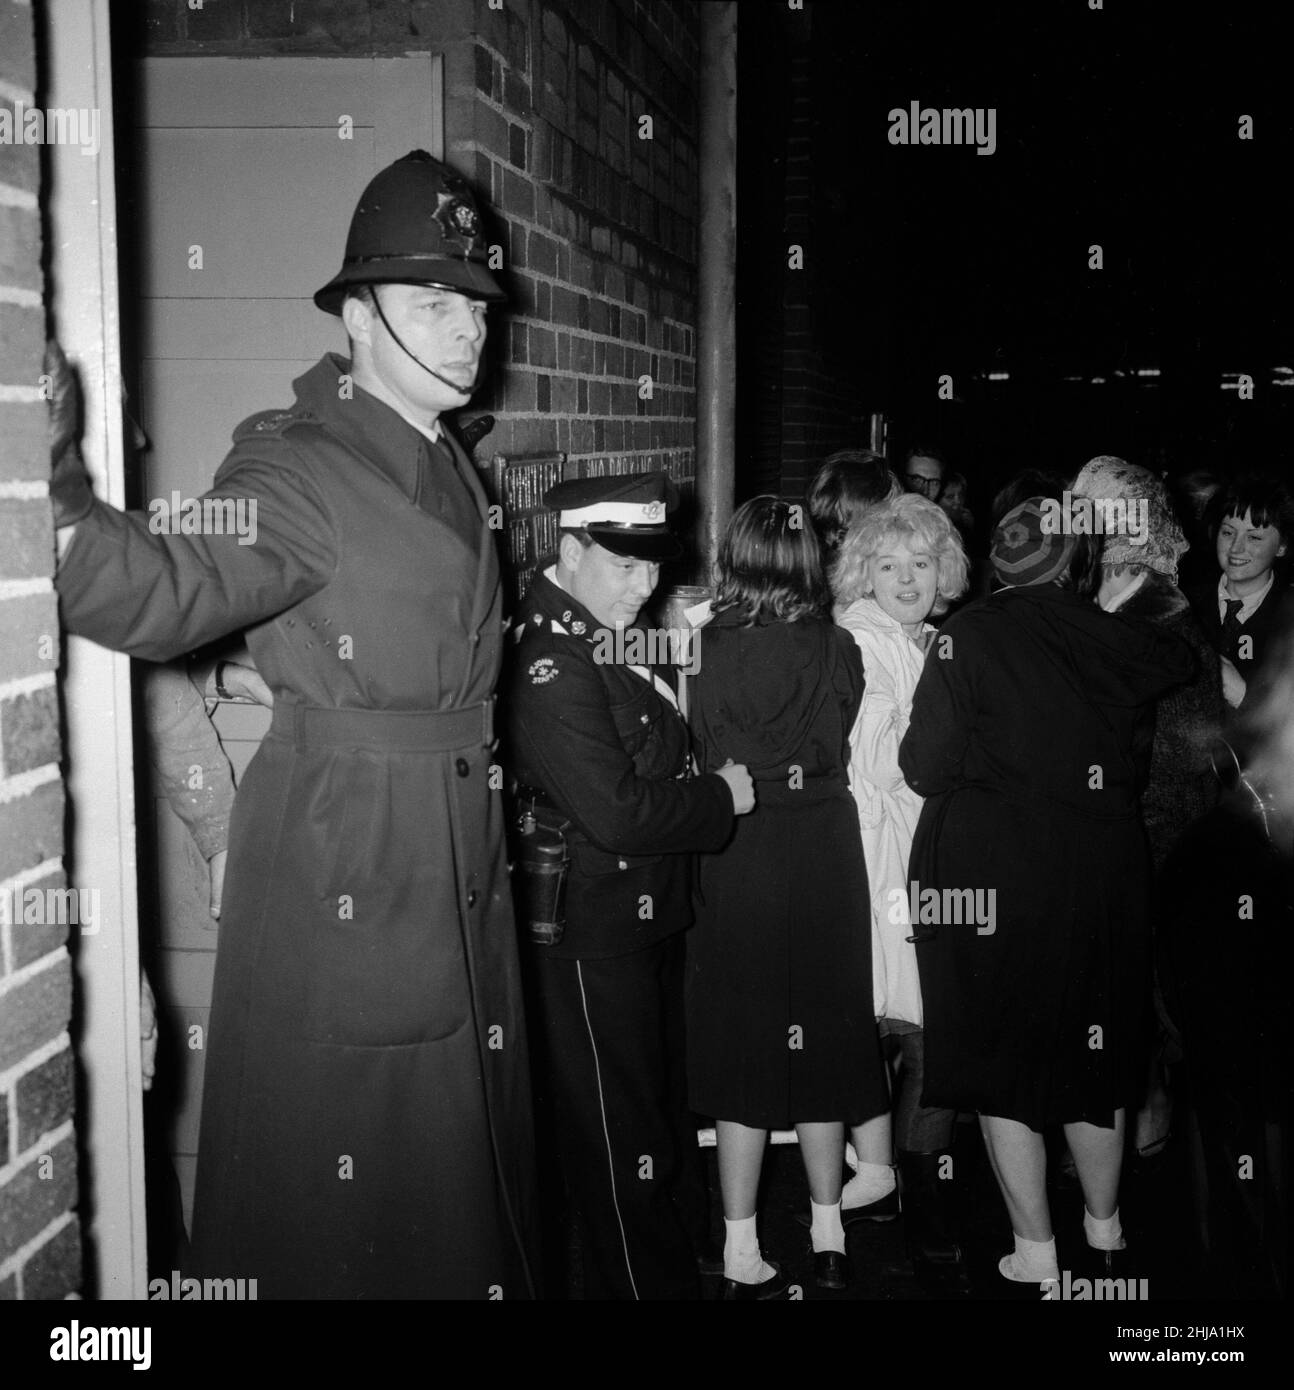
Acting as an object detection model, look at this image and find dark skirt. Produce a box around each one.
[685,793,887,1130]
[912,786,1153,1130]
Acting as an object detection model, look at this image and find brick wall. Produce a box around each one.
[141,0,703,567]
[0,0,82,1302]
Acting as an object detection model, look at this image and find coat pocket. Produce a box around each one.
[301,750,470,1047]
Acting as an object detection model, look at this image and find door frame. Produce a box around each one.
[42,0,148,1299]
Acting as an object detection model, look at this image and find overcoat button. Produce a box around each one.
[467,890,479,908]
[456,758,471,777]
[618,859,628,870]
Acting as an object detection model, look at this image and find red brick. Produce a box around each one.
[16,1045,74,1149]
[0,778,64,885]
[0,1136,77,1263]
[0,498,54,581]
[0,402,47,481]
[20,1214,81,1300]
[0,3,34,89]
[0,683,60,778]
[0,592,60,685]
[0,204,41,294]
[8,871,70,972]
[0,139,39,197]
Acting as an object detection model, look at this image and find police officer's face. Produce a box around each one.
[347,283,488,418]
[563,539,660,628]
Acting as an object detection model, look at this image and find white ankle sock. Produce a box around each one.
[810,1199,846,1254]
[723,1215,775,1283]
[1084,1207,1126,1251]
[841,1162,896,1210]
[998,1233,1059,1283]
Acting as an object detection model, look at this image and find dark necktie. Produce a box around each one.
[1221,598,1245,657]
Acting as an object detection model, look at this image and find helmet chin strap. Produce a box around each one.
[369,285,480,397]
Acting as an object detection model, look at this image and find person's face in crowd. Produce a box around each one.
[1216,509,1288,598]
[345,282,488,422]
[561,536,661,628]
[869,536,938,635]
[940,478,967,512]
[904,455,944,502]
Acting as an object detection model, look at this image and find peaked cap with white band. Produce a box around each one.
[546,471,682,560]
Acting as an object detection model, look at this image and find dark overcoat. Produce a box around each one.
[685,612,888,1130]
[898,586,1195,1129]
[56,355,537,1298]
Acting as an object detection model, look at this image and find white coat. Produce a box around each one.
[838,597,933,1025]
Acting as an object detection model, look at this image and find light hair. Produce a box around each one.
[832,493,969,614]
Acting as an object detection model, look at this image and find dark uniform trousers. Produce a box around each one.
[529,932,706,1300]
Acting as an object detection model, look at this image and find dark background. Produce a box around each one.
[737,0,1292,509]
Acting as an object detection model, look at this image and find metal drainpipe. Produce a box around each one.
[694,0,737,580]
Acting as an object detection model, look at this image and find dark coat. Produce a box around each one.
[56,355,537,1298]
[507,569,734,959]
[1120,572,1224,868]
[898,586,1195,1128]
[685,612,887,1129]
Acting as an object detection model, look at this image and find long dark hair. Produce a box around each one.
[713,496,830,624]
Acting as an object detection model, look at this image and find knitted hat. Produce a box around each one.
[1071,455,1187,581]
[991,497,1076,587]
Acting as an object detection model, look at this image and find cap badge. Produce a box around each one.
[433,189,480,254]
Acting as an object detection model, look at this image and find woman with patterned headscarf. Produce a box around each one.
[1070,456,1227,1173]
[899,499,1194,1294]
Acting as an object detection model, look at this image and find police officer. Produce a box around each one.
[509,473,755,1299]
[48,151,537,1298]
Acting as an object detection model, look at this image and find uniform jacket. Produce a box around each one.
[56,353,537,1299]
[837,597,931,1024]
[508,568,734,960]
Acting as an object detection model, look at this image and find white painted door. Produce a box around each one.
[131,53,444,1232]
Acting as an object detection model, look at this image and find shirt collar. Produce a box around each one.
[1217,569,1274,622]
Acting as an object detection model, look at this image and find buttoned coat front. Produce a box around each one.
[56,355,537,1299]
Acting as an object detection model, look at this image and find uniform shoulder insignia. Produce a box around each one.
[528,657,560,685]
[233,408,312,443]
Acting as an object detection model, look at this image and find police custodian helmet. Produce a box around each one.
[547,472,683,561]
[314,150,507,315]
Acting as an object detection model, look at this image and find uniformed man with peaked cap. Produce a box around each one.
[509,472,755,1298]
[48,151,537,1298]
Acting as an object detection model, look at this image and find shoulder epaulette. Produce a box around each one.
[232,408,314,443]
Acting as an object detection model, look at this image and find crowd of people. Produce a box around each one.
[45,149,1290,1301]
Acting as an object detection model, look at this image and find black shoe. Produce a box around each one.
[898,1150,968,1292]
[794,1186,900,1229]
[1078,1242,1135,1282]
[813,1249,851,1291]
[695,1238,725,1277]
[720,1260,791,1301]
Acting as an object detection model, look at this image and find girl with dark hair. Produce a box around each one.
[807,449,902,560]
[1187,474,1294,736]
[686,497,888,1297]
[899,498,1195,1293]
